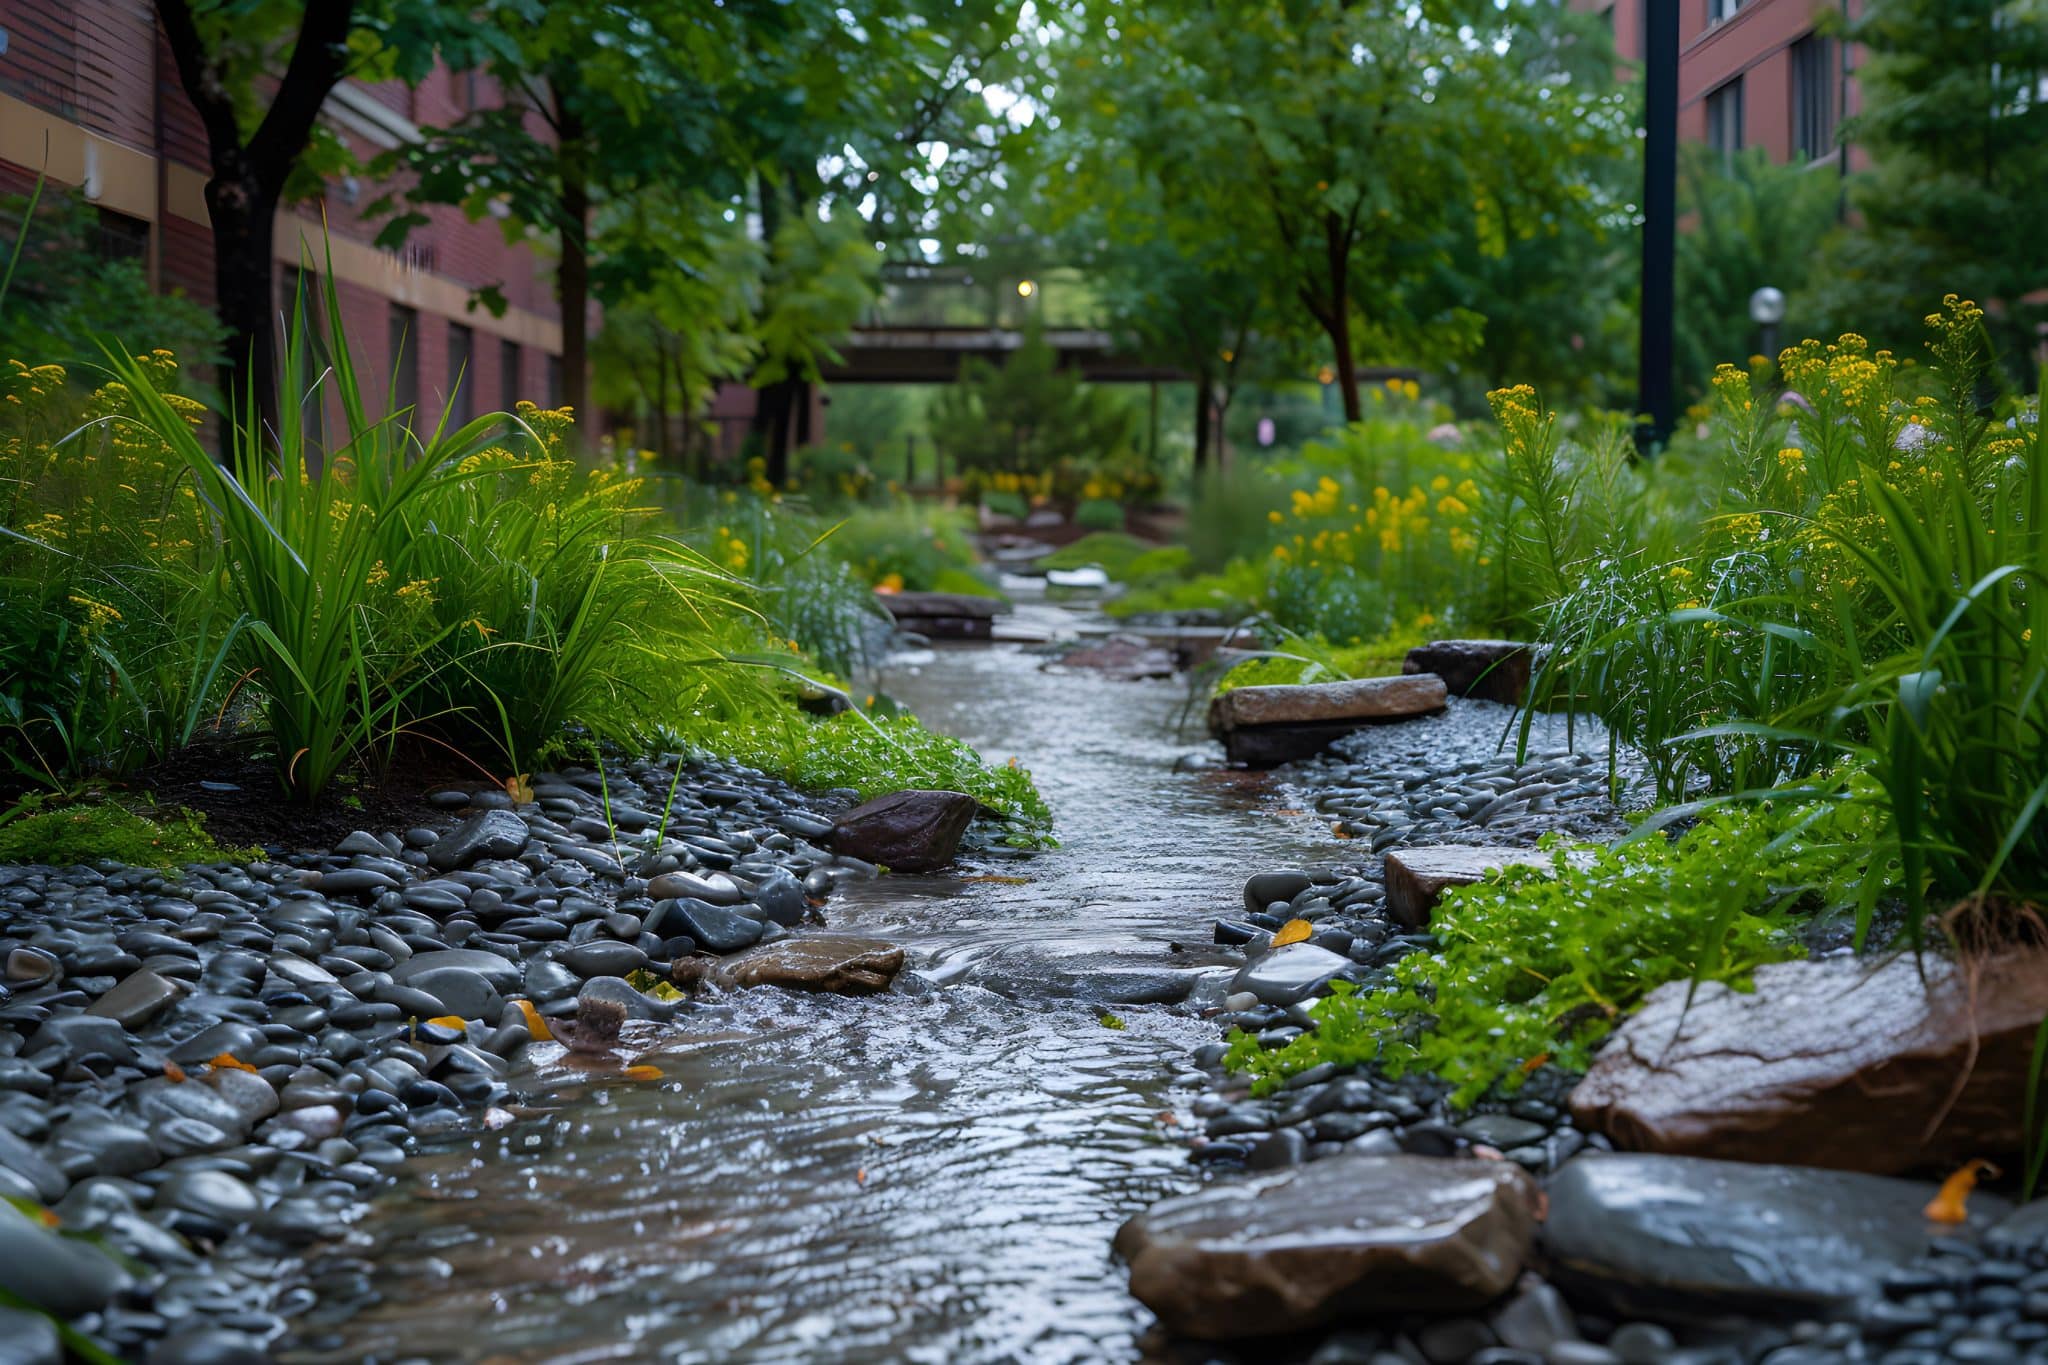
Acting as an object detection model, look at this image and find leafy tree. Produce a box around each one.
[927,324,1135,476]
[1062,0,1629,422]
[1821,0,2048,379]
[152,0,488,436]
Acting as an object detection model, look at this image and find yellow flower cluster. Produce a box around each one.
[713,525,750,573]
[1267,470,1481,573]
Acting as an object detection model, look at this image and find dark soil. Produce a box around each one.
[106,738,493,855]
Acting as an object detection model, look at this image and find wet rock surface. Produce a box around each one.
[829,788,980,871]
[1210,675,1451,767]
[1115,1153,1541,1338]
[0,753,883,1361]
[1571,949,2048,1174]
[1403,639,1538,705]
[1543,1153,2008,1317]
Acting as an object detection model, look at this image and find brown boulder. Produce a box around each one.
[1571,949,2048,1174]
[1114,1153,1539,1339]
[877,590,1002,639]
[685,936,906,995]
[829,789,979,871]
[1403,640,1537,704]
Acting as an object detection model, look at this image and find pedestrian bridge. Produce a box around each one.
[819,325,1186,384]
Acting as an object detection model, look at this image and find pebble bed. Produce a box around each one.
[0,756,871,1364]
[1171,699,2048,1365]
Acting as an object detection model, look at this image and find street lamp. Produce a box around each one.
[1749,285,1786,365]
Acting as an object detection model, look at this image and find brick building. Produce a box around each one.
[0,1,568,422]
[1584,0,1863,172]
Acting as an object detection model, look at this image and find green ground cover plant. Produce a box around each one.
[0,795,256,870]
[1228,800,1869,1105]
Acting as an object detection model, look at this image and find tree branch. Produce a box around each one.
[245,0,359,189]
[154,0,244,172]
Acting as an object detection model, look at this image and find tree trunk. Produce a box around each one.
[554,89,590,429]
[1329,305,1361,424]
[1192,363,1214,474]
[207,170,281,445]
[652,330,671,463]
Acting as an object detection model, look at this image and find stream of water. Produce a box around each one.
[284,597,1338,1365]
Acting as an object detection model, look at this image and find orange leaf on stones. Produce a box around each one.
[1924,1159,1999,1223]
[208,1053,258,1074]
[506,773,534,805]
[1272,918,1313,947]
[513,998,555,1043]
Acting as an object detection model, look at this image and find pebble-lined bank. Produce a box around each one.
[0,757,876,1364]
[1165,697,2048,1365]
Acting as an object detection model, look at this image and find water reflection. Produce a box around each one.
[285,597,1337,1364]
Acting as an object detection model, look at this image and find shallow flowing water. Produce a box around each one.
[283,597,1340,1365]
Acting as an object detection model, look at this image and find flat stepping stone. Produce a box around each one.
[1209,675,1448,767]
[1544,1153,2009,1317]
[1115,1152,1539,1338]
[1384,845,1569,929]
[876,590,1004,639]
[1403,639,1539,704]
[1229,943,1355,1006]
[682,936,905,995]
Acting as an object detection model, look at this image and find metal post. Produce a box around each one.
[1637,0,1679,454]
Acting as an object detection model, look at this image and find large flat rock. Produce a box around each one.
[1384,845,1561,929]
[1115,1154,1539,1339]
[1543,1153,2007,1317]
[1403,640,1537,704]
[1570,949,2048,1174]
[694,936,906,995]
[1210,674,1449,731]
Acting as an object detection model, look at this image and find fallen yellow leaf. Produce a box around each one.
[1330,825,1353,839]
[208,1053,258,1074]
[1925,1158,1999,1223]
[1272,918,1313,947]
[621,1064,662,1081]
[506,773,534,805]
[513,998,554,1043]
[427,1015,467,1030]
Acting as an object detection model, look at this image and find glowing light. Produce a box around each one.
[1016,279,1037,298]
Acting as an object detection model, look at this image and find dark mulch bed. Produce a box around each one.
[102,738,494,855]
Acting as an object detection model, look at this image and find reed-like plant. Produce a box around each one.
[102,275,511,798]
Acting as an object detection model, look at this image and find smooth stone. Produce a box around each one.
[0,1201,132,1316]
[1461,1115,1552,1150]
[5,948,60,984]
[559,941,647,979]
[645,871,744,906]
[1209,674,1450,729]
[392,949,521,995]
[0,1305,60,1364]
[576,976,676,1023]
[23,1015,138,1067]
[1542,1153,2011,1317]
[427,810,530,872]
[398,967,502,1021]
[1230,944,1353,1007]
[157,1168,261,1223]
[748,869,808,927]
[1114,1153,1539,1338]
[664,899,765,955]
[1492,1280,1580,1351]
[0,1129,67,1201]
[47,1114,159,1178]
[1243,872,1314,917]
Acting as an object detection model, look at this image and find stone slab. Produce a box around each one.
[1384,845,1577,930]
[1210,673,1449,731]
[1403,640,1538,704]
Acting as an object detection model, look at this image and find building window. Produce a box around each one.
[281,266,331,447]
[1708,0,1745,23]
[500,338,522,412]
[446,322,473,425]
[389,305,419,422]
[95,208,149,264]
[1792,33,1836,161]
[1707,76,1745,164]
